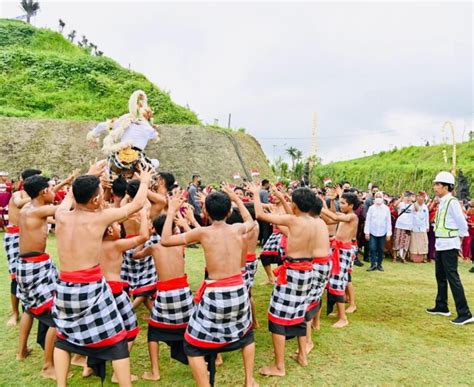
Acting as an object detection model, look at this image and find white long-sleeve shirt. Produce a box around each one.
[395,202,414,230]
[412,203,429,232]
[435,193,469,251]
[364,204,392,237]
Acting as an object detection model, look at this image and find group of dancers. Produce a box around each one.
[4,160,362,387]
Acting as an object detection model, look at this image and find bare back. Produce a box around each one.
[150,244,185,281]
[149,197,167,220]
[199,223,246,280]
[8,191,28,226]
[246,221,259,255]
[335,213,358,243]
[18,203,51,254]
[286,214,325,258]
[312,217,331,257]
[100,241,124,282]
[55,209,110,271]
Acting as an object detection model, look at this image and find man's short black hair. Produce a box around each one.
[205,192,231,221]
[73,175,100,204]
[112,176,127,198]
[192,174,200,180]
[261,179,269,186]
[23,175,50,199]
[310,196,323,216]
[342,192,360,210]
[126,179,140,198]
[152,215,175,237]
[234,186,245,194]
[439,182,455,192]
[21,169,42,181]
[292,187,317,213]
[159,172,175,191]
[226,208,243,225]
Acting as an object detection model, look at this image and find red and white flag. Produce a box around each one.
[323,177,332,186]
[233,172,241,180]
[251,168,260,177]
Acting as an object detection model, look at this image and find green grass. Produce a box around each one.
[312,141,474,194]
[0,233,473,385]
[0,19,200,124]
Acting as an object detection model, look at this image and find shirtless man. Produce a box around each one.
[161,184,257,387]
[17,175,60,379]
[52,162,152,387]
[101,207,149,383]
[321,192,360,328]
[249,183,328,376]
[148,172,174,219]
[135,214,193,381]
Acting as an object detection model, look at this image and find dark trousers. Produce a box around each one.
[369,234,386,266]
[435,249,471,317]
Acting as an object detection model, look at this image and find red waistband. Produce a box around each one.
[273,258,313,285]
[60,265,103,283]
[6,225,20,234]
[313,255,331,264]
[28,298,54,315]
[20,253,50,263]
[246,253,257,262]
[194,273,244,303]
[156,275,189,291]
[125,234,138,239]
[273,228,282,234]
[107,280,124,294]
[331,239,354,250]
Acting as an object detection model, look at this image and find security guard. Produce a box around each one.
[426,171,473,325]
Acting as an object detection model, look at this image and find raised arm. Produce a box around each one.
[12,191,30,209]
[321,207,354,223]
[147,190,167,206]
[116,208,150,254]
[222,184,255,234]
[101,168,152,225]
[53,169,79,193]
[272,185,293,215]
[161,196,203,247]
[248,182,293,226]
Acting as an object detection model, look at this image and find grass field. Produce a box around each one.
[1,234,473,386]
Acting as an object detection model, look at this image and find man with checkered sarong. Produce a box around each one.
[250,184,331,378]
[322,192,361,329]
[52,162,152,386]
[160,186,257,387]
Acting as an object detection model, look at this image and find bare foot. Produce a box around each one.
[82,367,93,378]
[71,354,87,367]
[328,312,337,317]
[245,378,259,387]
[16,347,33,361]
[142,371,160,381]
[331,319,349,328]
[346,305,357,314]
[112,373,139,383]
[216,353,224,366]
[253,320,260,329]
[290,353,308,367]
[306,341,314,355]
[41,367,56,380]
[6,314,19,327]
[311,321,320,331]
[261,279,273,286]
[259,365,285,377]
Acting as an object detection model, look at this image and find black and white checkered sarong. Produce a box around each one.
[53,271,125,346]
[150,276,193,329]
[16,253,57,313]
[260,231,286,262]
[268,258,314,326]
[108,282,139,341]
[3,231,19,278]
[185,273,251,348]
[245,255,258,290]
[305,258,332,321]
[328,248,353,296]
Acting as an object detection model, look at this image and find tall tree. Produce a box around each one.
[58,19,65,32]
[285,146,298,171]
[20,0,40,24]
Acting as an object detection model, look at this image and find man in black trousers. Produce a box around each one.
[426,172,473,325]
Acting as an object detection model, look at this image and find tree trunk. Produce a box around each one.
[26,14,31,24]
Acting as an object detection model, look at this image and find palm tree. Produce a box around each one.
[285,146,298,171]
[58,19,65,32]
[96,50,104,56]
[81,35,88,46]
[20,0,40,24]
[294,149,303,163]
[67,30,76,42]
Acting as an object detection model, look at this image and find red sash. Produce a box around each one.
[20,253,50,263]
[60,265,102,283]
[273,259,313,285]
[107,281,124,295]
[246,253,257,262]
[156,275,189,291]
[6,225,20,234]
[330,239,353,275]
[194,273,244,303]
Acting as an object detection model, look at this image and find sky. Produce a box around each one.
[1,0,472,164]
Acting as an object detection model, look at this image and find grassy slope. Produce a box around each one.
[0,19,199,124]
[312,142,474,194]
[0,234,473,385]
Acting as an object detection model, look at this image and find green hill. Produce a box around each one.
[312,142,474,194]
[0,19,199,124]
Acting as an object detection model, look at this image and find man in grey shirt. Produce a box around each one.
[259,179,270,203]
[188,174,202,224]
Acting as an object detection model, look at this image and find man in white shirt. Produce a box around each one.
[393,192,414,262]
[426,172,473,326]
[409,192,430,262]
[364,192,392,271]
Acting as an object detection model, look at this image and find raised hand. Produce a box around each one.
[138,166,153,185]
[87,159,107,177]
[221,182,239,202]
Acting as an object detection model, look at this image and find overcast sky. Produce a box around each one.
[1,0,472,163]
